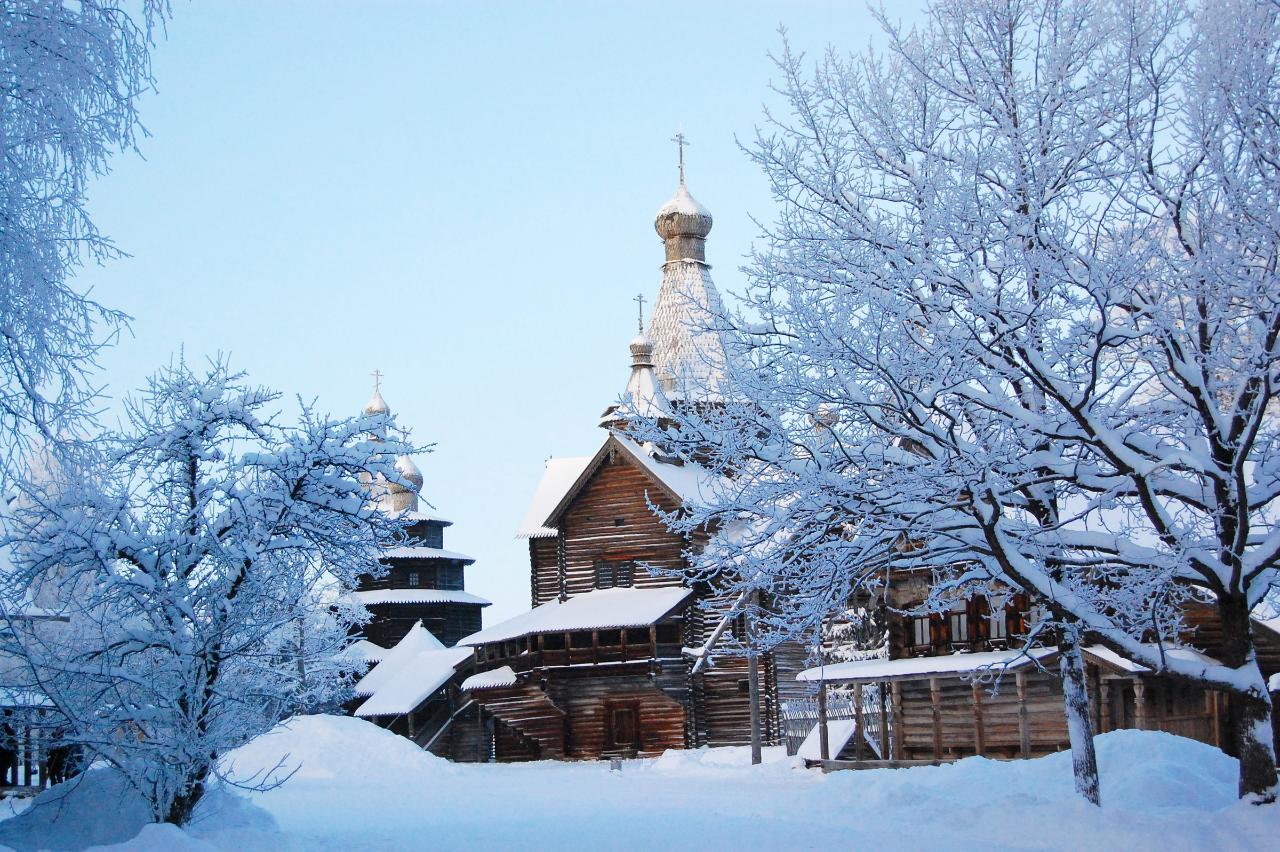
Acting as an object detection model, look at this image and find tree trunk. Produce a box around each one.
[1059,624,1101,807]
[163,766,208,826]
[1218,593,1278,801]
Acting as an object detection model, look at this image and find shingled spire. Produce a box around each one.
[648,141,728,399]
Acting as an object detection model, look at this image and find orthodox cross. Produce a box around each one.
[634,293,646,334]
[371,369,383,393]
[671,130,689,185]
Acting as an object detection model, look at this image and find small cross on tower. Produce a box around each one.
[634,293,646,334]
[670,130,690,186]
[371,369,384,394]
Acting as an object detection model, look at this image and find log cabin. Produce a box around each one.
[795,569,1280,767]
[454,176,809,761]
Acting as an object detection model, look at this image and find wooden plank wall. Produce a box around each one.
[362,602,483,648]
[530,538,559,607]
[546,673,687,758]
[556,453,688,597]
[896,670,1068,759]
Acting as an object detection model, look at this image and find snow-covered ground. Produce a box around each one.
[0,714,1275,851]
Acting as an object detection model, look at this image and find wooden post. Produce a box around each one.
[592,630,599,664]
[891,681,904,760]
[818,677,831,762]
[649,625,658,661]
[1134,680,1148,731]
[1099,680,1112,733]
[1211,690,1222,748]
[1016,672,1031,759]
[747,593,762,765]
[853,683,864,761]
[971,682,985,756]
[930,678,943,760]
[878,682,889,760]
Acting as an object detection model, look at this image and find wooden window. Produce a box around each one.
[594,560,635,590]
[542,633,566,650]
[948,600,969,647]
[408,571,420,587]
[570,631,593,649]
[911,616,931,649]
[597,630,622,647]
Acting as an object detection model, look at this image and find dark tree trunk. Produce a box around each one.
[1059,624,1101,806]
[163,766,209,826]
[1218,593,1278,801]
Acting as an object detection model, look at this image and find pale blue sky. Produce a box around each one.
[80,1,923,623]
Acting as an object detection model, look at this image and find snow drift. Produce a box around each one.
[0,715,1274,851]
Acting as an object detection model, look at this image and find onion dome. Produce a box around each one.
[364,389,390,417]
[630,332,656,369]
[394,454,423,493]
[655,184,713,242]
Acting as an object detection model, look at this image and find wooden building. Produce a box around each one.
[796,571,1280,767]
[344,386,491,760]
[455,176,809,761]
[351,387,489,649]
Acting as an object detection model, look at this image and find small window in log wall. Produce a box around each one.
[543,633,566,650]
[598,630,622,647]
[408,571,420,587]
[594,560,635,589]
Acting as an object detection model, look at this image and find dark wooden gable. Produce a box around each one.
[532,437,689,603]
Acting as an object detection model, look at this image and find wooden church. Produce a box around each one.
[454,167,809,761]
[343,387,491,757]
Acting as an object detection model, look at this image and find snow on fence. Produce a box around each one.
[782,686,886,759]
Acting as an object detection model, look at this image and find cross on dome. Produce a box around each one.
[671,130,689,186]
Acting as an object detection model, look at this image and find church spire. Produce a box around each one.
[648,137,727,399]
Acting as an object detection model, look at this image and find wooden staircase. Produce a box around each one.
[473,683,566,759]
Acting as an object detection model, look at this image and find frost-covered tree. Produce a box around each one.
[0,360,408,824]
[0,0,168,474]
[629,0,1280,801]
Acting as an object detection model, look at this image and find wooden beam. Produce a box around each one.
[1211,690,1222,748]
[878,682,889,760]
[819,677,832,761]
[930,678,942,760]
[853,683,863,762]
[890,681,904,761]
[1099,680,1112,733]
[971,682,985,756]
[1016,671,1030,759]
[1134,680,1148,731]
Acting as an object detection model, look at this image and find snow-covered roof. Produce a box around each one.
[458,586,694,646]
[340,639,389,664]
[355,589,490,607]
[460,666,518,691]
[797,647,1058,684]
[516,454,594,538]
[1084,644,1221,675]
[380,545,474,562]
[353,647,473,718]
[396,509,453,527]
[611,434,723,507]
[797,719,859,761]
[353,623,446,697]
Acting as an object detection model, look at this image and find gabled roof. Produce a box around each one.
[353,622,446,697]
[535,434,724,538]
[353,646,473,718]
[457,586,694,646]
[515,453,595,539]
